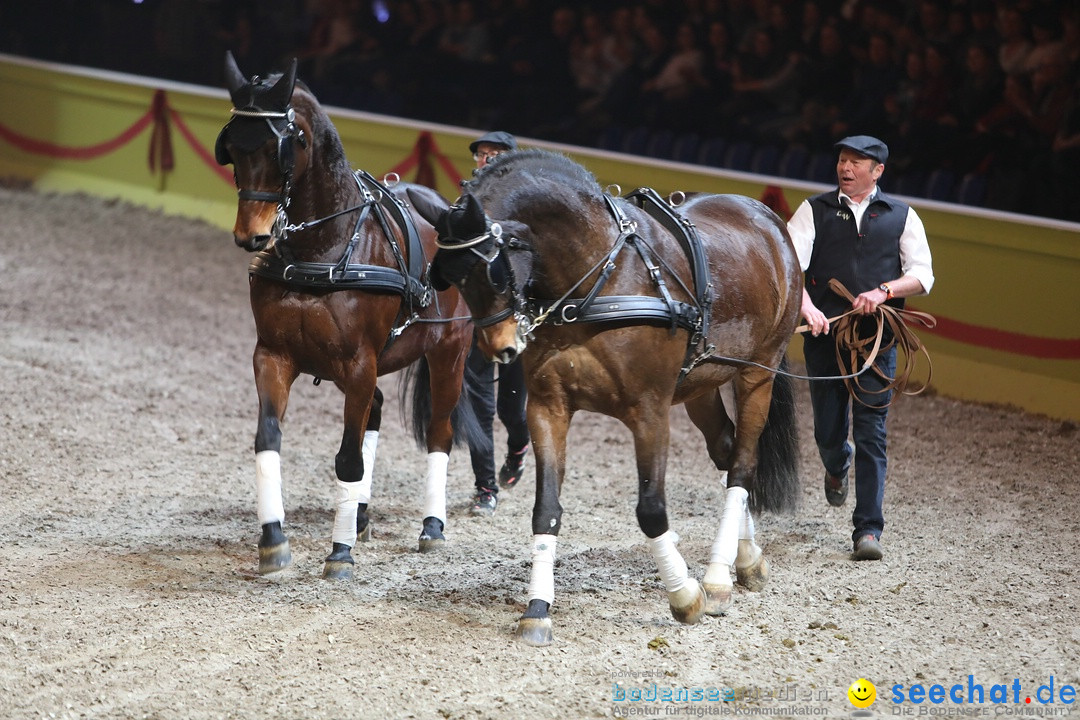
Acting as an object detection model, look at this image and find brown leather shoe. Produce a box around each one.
[824,471,848,506]
[853,534,883,561]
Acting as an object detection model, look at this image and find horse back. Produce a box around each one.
[674,193,802,349]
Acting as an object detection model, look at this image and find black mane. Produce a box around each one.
[466,148,602,197]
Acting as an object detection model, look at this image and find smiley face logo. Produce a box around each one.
[848,678,876,708]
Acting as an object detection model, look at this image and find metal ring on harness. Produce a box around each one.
[383,172,400,187]
[560,304,579,323]
[283,264,296,281]
[668,190,686,206]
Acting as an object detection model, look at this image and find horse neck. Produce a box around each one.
[285,150,385,265]
[520,197,620,297]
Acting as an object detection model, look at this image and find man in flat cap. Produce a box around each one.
[787,135,935,561]
[463,131,530,516]
[469,131,517,170]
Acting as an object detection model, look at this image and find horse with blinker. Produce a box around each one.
[410,149,803,645]
[215,52,480,579]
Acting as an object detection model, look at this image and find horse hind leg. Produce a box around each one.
[634,414,706,626]
[355,386,383,544]
[418,453,448,552]
[686,387,768,613]
[414,347,469,553]
[685,391,739,612]
[700,371,778,612]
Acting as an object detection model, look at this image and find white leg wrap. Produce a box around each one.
[527,534,557,605]
[709,486,748,570]
[740,503,755,541]
[422,452,449,525]
[358,430,378,504]
[331,480,363,547]
[646,530,689,593]
[255,450,285,526]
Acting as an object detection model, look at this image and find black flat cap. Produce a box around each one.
[469,131,517,154]
[834,135,888,164]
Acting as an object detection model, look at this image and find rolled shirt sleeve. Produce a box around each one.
[900,209,934,295]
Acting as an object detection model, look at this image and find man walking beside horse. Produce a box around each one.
[788,135,935,561]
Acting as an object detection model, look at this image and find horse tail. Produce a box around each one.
[400,356,489,453]
[750,357,801,514]
[400,359,428,447]
[451,361,489,452]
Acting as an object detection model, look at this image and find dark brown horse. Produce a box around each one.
[216,53,479,579]
[410,149,802,645]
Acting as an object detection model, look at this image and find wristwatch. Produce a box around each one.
[878,283,893,299]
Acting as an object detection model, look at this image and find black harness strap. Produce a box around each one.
[624,187,715,381]
[624,187,713,338]
[546,295,700,329]
[528,194,703,339]
[355,170,429,303]
[248,170,431,307]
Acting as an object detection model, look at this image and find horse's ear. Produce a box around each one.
[268,58,298,108]
[224,51,246,98]
[408,188,449,229]
[459,194,487,230]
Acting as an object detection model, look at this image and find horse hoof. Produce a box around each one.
[322,542,355,580]
[322,560,354,580]
[356,523,372,543]
[418,537,445,553]
[669,579,705,625]
[258,541,292,575]
[736,555,769,592]
[515,617,554,647]
[418,517,445,553]
[703,581,734,615]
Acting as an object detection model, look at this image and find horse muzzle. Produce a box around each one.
[235,233,271,252]
[478,318,529,364]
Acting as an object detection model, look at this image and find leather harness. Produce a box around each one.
[528,188,715,383]
[248,169,431,309]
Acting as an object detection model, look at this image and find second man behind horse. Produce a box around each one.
[465,131,530,516]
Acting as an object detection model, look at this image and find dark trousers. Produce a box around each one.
[466,339,529,494]
[803,335,896,544]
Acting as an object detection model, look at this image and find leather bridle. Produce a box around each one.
[215,105,308,213]
[435,220,531,329]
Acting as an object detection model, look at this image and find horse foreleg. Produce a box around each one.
[635,415,705,625]
[324,369,379,580]
[253,350,296,576]
[515,404,568,647]
[418,350,462,552]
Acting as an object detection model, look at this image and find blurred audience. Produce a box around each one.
[2,0,1077,221]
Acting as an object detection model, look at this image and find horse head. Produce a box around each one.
[216,51,312,251]
[411,190,534,363]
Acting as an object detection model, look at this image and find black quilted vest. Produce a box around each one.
[805,188,907,319]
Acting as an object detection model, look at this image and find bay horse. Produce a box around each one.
[409,149,802,645]
[216,53,480,579]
